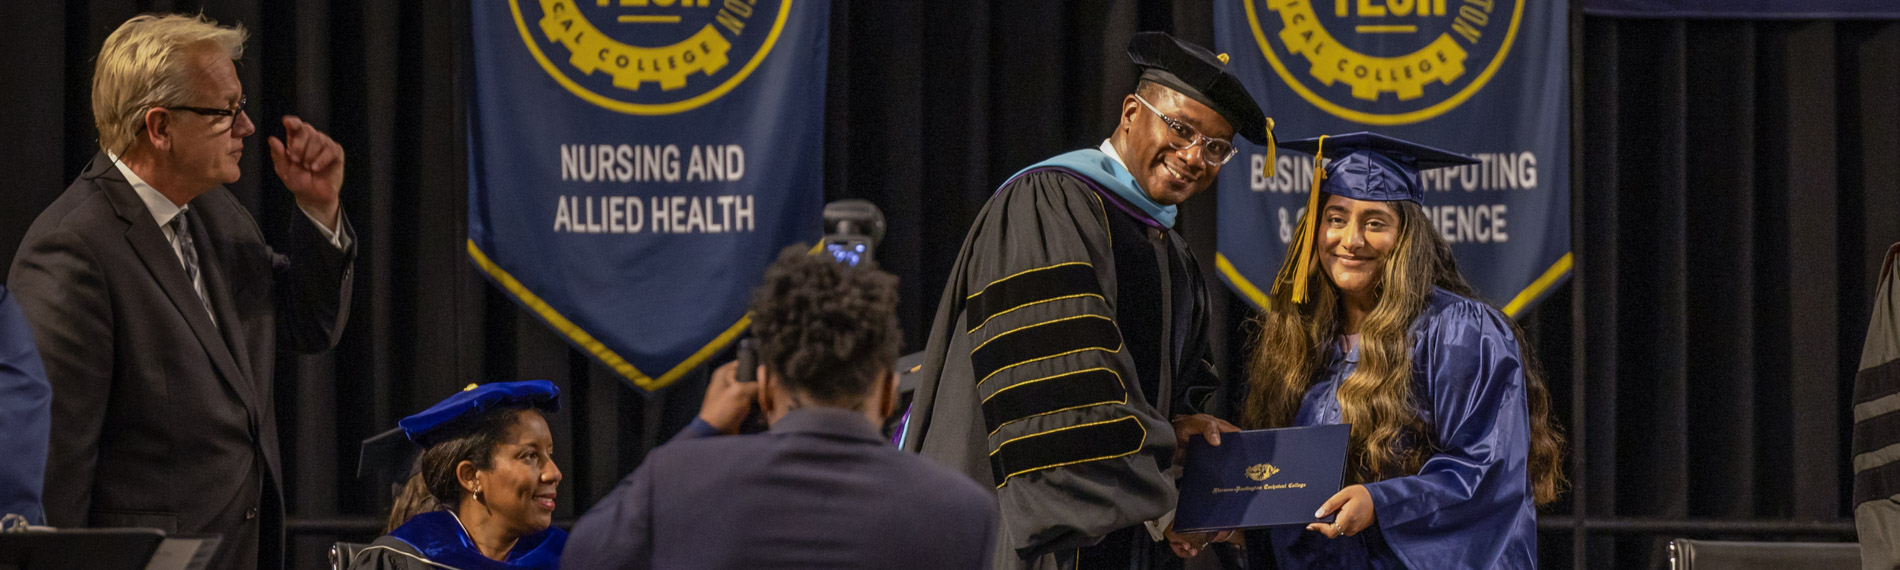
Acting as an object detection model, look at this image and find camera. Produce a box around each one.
[822,199,885,266]
[825,240,872,267]
[736,338,758,383]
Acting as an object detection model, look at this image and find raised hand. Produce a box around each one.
[268,116,345,229]
[699,361,763,434]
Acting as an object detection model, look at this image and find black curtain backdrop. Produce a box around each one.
[1,1,1896,568]
[1574,16,1900,569]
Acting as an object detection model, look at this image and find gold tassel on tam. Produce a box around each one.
[1270,134,1326,308]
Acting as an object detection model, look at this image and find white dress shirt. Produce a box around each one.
[1100,139,1132,174]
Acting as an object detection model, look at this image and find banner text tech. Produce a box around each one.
[553,143,753,234]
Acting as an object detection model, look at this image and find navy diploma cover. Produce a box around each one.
[1175,424,1351,532]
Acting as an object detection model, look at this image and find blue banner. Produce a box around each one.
[469,0,827,393]
[1214,0,1570,317]
[1585,0,1900,20]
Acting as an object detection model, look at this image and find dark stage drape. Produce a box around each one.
[2,1,1897,568]
[1569,16,1900,569]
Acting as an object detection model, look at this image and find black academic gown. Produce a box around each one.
[904,148,1220,569]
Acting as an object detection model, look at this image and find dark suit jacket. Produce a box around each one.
[564,407,999,569]
[7,152,354,569]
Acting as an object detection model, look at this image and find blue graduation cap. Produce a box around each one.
[398,380,561,447]
[1268,132,1479,306]
[1277,132,1478,204]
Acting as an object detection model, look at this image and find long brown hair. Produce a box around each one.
[1244,198,1565,505]
[384,408,527,533]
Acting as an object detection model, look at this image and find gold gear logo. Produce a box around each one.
[510,0,792,115]
[1246,0,1525,125]
[1246,463,1281,481]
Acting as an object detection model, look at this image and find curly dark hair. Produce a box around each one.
[748,245,902,406]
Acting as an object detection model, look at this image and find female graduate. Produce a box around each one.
[346,381,566,570]
[1239,133,1564,569]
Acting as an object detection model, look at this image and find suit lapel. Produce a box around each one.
[95,156,264,420]
[189,206,257,386]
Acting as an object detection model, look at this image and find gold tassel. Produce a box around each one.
[1270,134,1326,307]
[1259,118,1277,184]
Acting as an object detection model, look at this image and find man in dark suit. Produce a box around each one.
[7,13,354,570]
[564,248,998,570]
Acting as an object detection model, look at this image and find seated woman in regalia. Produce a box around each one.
[346,381,566,570]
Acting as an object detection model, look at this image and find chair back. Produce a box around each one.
[1668,538,1860,570]
[329,542,371,570]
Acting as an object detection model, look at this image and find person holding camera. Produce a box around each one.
[562,247,998,569]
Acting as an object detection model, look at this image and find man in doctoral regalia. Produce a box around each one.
[902,32,1277,569]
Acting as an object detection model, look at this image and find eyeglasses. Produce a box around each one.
[1132,94,1238,166]
[164,97,248,128]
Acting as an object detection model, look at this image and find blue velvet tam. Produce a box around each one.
[1278,132,1478,204]
[399,380,560,446]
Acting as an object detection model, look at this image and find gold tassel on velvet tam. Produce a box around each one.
[1270,135,1325,307]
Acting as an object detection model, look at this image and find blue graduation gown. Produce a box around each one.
[1258,287,1538,569]
[354,511,565,570]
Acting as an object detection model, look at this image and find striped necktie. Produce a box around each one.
[169,209,217,326]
